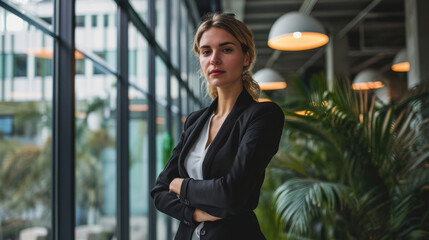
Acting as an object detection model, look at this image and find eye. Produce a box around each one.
[223,48,233,53]
[201,49,211,56]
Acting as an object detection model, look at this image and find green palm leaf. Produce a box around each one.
[274,178,348,236]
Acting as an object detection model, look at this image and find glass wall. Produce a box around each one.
[75,62,118,239]
[0,0,202,239]
[128,21,149,240]
[0,6,53,240]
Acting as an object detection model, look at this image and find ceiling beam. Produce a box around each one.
[246,1,302,8]
[350,53,388,74]
[347,48,399,57]
[337,0,383,38]
[300,0,318,14]
[296,0,384,75]
[245,13,284,20]
[247,23,272,31]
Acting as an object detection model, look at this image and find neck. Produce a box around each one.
[215,84,243,116]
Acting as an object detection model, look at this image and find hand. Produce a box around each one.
[193,208,222,222]
[169,178,184,195]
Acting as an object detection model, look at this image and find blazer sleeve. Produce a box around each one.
[150,113,198,227]
[179,103,284,218]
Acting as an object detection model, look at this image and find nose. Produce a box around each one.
[210,51,221,65]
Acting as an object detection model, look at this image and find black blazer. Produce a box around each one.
[151,89,284,240]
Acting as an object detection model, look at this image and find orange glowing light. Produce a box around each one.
[258,82,287,90]
[258,98,272,102]
[391,62,410,72]
[352,81,384,90]
[268,32,329,51]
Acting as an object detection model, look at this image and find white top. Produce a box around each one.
[184,112,215,239]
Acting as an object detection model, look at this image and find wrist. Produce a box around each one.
[169,178,184,194]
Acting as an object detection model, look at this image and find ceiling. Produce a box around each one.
[196,0,406,81]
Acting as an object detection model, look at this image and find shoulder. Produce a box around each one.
[242,101,285,130]
[248,101,284,119]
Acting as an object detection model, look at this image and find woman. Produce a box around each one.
[151,13,284,240]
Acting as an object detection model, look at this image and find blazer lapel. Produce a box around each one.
[178,99,218,178]
[202,89,254,178]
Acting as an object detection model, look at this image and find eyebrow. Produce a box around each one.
[200,41,236,49]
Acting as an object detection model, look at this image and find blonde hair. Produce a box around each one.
[193,13,260,100]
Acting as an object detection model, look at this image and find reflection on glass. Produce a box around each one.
[129,22,149,240]
[0,10,52,240]
[75,0,117,72]
[75,60,117,240]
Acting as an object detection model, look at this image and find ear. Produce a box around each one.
[243,52,250,67]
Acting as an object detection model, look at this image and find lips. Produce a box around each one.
[210,69,225,76]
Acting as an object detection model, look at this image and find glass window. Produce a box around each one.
[75,59,117,240]
[129,22,149,240]
[93,51,106,75]
[130,0,149,24]
[180,4,188,81]
[13,54,27,77]
[129,93,149,240]
[155,0,167,50]
[91,15,98,27]
[35,57,52,76]
[156,56,167,102]
[76,0,117,72]
[171,76,180,112]
[103,14,109,28]
[156,104,169,240]
[181,87,188,116]
[8,0,54,30]
[129,49,136,76]
[0,10,53,239]
[170,0,180,69]
[76,15,85,27]
[76,58,85,75]
[129,22,148,94]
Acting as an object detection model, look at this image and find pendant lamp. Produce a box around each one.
[352,69,384,90]
[253,68,287,90]
[391,49,410,72]
[268,12,329,51]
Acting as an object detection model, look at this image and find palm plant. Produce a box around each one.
[260,74,429,239]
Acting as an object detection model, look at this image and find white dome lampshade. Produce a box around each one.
[352,69,384,90]
[268,12,329,51]
[391,49,410,72]
[253,68,287,90]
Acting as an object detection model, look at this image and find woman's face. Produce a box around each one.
[198,27,250,91]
